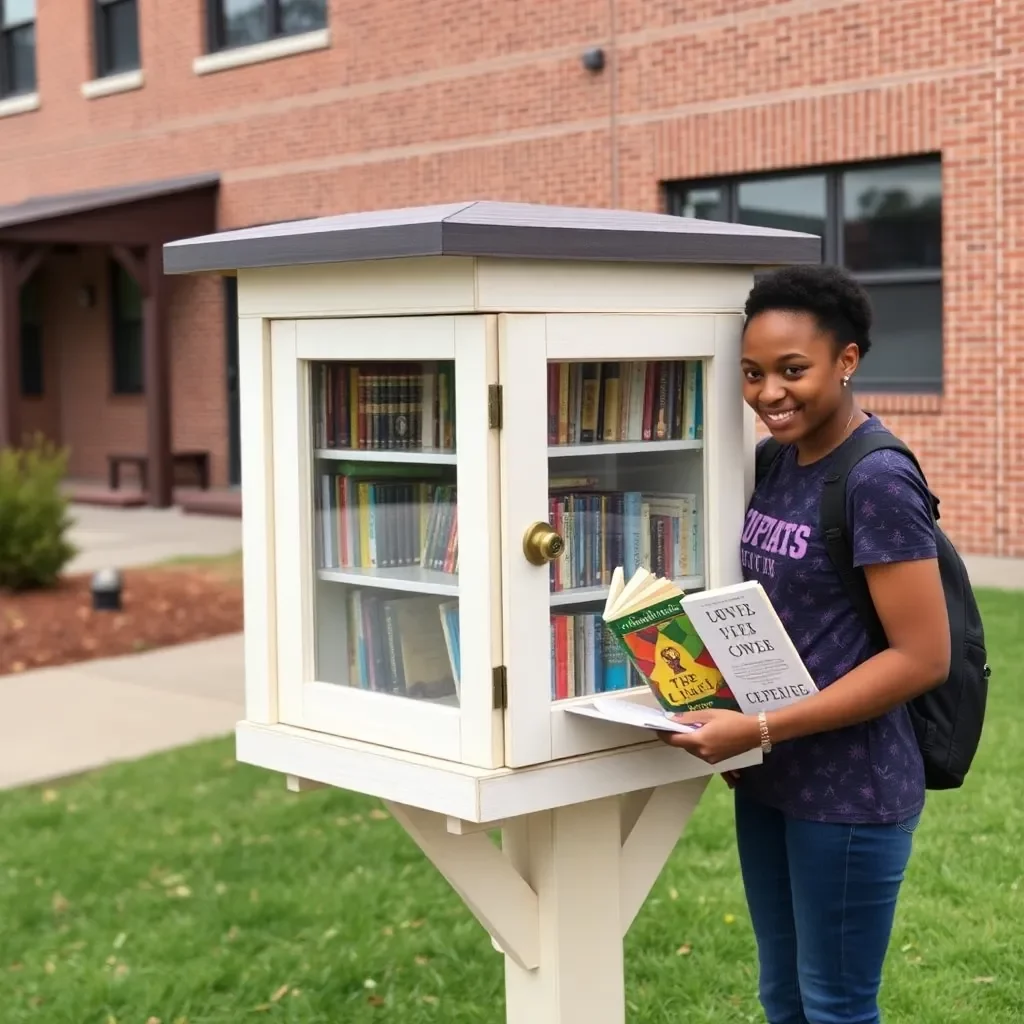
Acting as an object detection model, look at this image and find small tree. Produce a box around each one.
[0,434,77,591]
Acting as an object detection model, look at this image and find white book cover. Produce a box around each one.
[680,580,818,713]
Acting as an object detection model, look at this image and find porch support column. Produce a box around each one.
[0,247,20,451]
[143,244,172,507]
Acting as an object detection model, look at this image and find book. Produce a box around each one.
[312,360,456,452]
[549,611,644,700]
[345,591,459,699]
[438,600,461,700]
[318,465,458,576]
[547,359,703,446]
[547,487,699,593]
[594,567,818,721]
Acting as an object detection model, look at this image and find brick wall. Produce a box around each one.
[1,0,1020,555]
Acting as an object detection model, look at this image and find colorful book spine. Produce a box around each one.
[549,612,643,700]
[312,360,456,451]
[548,488,699,592]
[345,593,461,698]
[318,464,458,576]
[546,360,703,445]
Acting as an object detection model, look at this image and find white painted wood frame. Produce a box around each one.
[499,312,737,768]
[269,315,503,768]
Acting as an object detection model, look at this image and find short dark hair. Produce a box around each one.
[743,265,873,358]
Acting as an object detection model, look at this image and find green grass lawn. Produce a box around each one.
[1,589,1021,1023]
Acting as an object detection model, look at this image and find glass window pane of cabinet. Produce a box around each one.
[309,358,462,706]
[544,358,705,704]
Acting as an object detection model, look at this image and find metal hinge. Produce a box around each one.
[492,665,508,709]
[488,384,503,429]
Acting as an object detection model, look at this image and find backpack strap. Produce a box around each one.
[819,428,939,652]
[754,437,784,487]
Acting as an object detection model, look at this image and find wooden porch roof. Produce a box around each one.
[0,172,219,246]
[0,173,221,508]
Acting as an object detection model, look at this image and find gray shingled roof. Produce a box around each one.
[0,173,220,231]
[163,200,820,274]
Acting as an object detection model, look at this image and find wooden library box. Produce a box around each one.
[163,201,818,824]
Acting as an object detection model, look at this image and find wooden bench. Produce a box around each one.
[107,450,211,492]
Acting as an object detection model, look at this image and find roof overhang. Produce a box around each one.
[0,172,220,248]
[163,200,822,275]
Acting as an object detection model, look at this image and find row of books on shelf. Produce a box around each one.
[548,359,703,445]
[318,463,458,574]
[343,590,461,700]
[312,360,456,452]
[548,484,700,592]
[550,611,643,700]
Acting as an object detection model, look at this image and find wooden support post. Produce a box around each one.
[385,779,709,1024]
[143,245,172,507]
[501,796,626,1024]
[0,248,21,450]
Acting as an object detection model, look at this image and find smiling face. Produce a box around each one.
[740,309,860,447]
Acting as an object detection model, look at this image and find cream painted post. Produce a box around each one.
[501,797,626,1023]
[381,779,711,1024]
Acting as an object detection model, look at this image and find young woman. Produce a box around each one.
[665,265,950,1024]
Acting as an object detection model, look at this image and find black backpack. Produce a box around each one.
[755,429,990,790]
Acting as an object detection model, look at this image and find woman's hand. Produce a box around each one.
[656,709,761,764]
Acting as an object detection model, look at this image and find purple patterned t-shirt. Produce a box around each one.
[736,415,935,824]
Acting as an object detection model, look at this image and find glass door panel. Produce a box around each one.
[310,358,461,706]
[271,316,502,769]
[545,358,706,704]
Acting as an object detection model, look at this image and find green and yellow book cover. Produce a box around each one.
[601,567,739,714]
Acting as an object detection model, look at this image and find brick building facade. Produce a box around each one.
[0,0,1020,569]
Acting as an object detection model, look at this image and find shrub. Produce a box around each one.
[0,435,77,591]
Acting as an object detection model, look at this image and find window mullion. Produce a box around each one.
[0,30,8,97]
[207,0,222,53]
[94,0,107,77]
[826,172,841,265]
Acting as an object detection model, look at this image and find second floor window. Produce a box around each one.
[207,0,327,53]
[94,0,140,78]
[1,0,36,97]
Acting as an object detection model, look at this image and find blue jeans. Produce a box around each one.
[734,790,921,1024]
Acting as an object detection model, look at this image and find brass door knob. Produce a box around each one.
[523,521,564,565]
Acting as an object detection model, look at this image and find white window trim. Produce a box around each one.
[193,27,329,76]
[0,92,39,118]
[81,68,144,99]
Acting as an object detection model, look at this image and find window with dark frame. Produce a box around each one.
[111,260,144,396]
[665,156,943,395]
[19,273,42,398]
[1,0,36,98]
[94,0,140,78]
[206,0,327,53]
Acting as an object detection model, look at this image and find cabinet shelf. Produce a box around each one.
[548,439,703,459]
[549,576,704,608]
[315,448,457,465]
[318,566,459,596]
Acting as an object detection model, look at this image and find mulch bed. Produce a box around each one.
[0,566,244,676]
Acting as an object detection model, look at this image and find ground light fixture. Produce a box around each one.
[91,568,123,611]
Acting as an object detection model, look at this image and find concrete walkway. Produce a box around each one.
[0,635,245,790]
[0,503,246,791]
[66,503,242,574]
